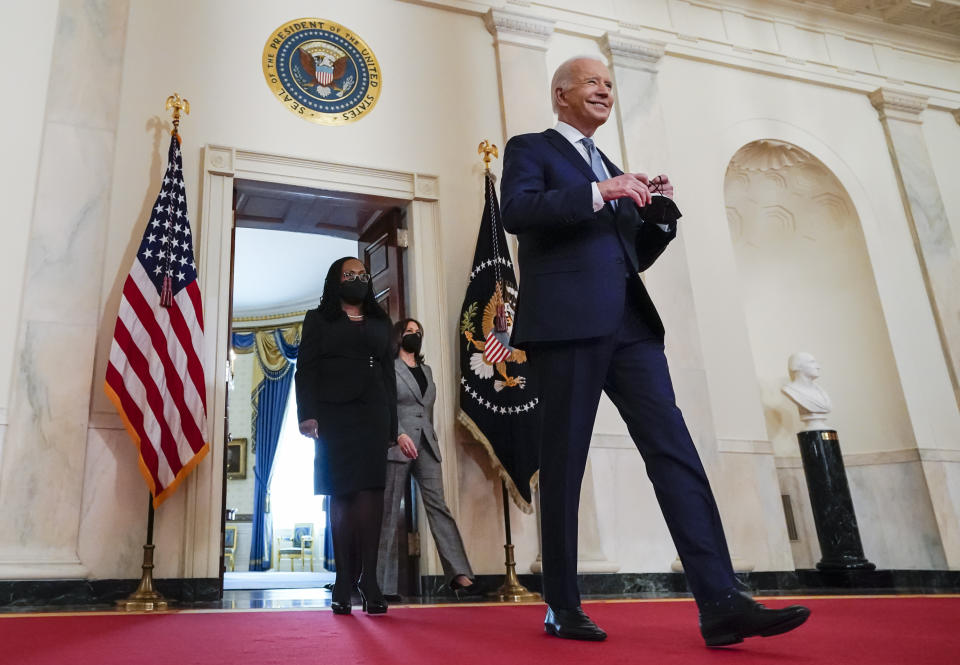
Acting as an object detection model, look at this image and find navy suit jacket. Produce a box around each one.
[501,129,680,346]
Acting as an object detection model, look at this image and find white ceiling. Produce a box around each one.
[232,227,357,317]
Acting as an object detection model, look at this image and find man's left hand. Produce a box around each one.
[650,174,674,198]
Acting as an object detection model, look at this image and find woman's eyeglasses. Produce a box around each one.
[342,272,372,283]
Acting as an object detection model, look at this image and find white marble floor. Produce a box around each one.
[224,571,334,590]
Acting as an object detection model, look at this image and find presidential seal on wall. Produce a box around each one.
[262,18,381,125]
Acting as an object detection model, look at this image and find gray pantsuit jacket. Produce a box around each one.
[377,357,473,594]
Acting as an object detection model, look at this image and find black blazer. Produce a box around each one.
[294,309,398,440]
[500,129,681,345]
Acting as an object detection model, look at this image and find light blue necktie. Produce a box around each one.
[580,137,615,209]
[580,137,607,182]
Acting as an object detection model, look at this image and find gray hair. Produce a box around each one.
[550,55,607,113]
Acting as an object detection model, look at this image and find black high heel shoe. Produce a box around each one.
[449,578,485,599]
[330,599,352,615]
[357,586,388,615]
[330,583,352,615]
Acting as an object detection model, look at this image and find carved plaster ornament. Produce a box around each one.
[731,140,812,172]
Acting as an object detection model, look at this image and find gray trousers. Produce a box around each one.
[377,445,473,594]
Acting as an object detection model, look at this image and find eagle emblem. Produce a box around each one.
[262,19,380,125]
[461,282,528,392]
[297,41,352,98]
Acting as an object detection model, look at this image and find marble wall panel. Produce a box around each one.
[0,322,98,559]
[776,465,819,570]
[847,460,947,570]
[590,444,678,573]
[21,123,115,326]
[0,0,130,579]
[918,458,960,569]
[711,451,795,571]
[78,426,156,579]
[778,458,947,570]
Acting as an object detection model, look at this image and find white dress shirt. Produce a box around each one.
[554,121,609,212]
[553,122,671,231]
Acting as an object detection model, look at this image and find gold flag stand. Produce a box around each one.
[117,494,168,611]
[489,481,541,602]
[117,94,190,612]
[476,139,540,603]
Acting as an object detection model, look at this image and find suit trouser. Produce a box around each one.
[531,293,736,609]
[377,442,474,595]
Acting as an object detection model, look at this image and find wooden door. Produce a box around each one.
[358,207,420,596]
[358,208,405,321]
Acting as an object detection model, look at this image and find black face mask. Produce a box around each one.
[339,280,369,305]
[401,333,422,354]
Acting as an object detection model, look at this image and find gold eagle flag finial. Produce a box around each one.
[478,140,499,171]
[165,93,190,140]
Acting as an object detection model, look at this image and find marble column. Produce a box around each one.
[603,32,795,572]
[797,430,874,570]
[869,89,960,408]
[0,1,130,579]
[484,8,555,139]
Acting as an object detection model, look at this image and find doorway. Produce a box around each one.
[223,177,415,592]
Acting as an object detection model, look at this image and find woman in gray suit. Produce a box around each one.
[378,318,480,598]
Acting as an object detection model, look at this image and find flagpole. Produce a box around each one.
[116,94,191,612]
[489,480,541,602]
[476,140,540,603]
[117,494,169,611]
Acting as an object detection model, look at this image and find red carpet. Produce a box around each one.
[1,596,958,665]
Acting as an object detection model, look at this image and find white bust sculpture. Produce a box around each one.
[781,352,832,432]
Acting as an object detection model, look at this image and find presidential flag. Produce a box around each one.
[104,133,209,509]
[457,171,540,512]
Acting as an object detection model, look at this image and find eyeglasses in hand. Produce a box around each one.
[342,272,372,283]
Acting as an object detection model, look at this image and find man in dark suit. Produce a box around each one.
[500,56,809,646]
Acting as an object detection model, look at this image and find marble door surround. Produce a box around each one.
[195,146,452,580]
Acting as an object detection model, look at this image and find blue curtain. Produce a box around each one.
[233,328,300,571]
[322,496,336,572]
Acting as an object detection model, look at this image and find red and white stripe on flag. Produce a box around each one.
[483,331,511,364]
[104,134,209,508]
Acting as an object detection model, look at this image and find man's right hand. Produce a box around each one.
[597,173,652,207]
[299,419,319,439]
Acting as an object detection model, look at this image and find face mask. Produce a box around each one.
[401,333,422,354]
[339,279,369,305]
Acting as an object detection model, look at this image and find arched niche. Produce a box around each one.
[723,139,913,459]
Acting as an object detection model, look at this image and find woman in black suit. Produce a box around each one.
[296,257,397,615]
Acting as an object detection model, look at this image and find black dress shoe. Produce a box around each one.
[699,590,810,647]
[544,606,607,641]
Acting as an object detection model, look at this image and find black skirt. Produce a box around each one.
[313,384,390,496]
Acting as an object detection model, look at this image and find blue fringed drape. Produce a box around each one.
[322,496,335,572]
[232,327,300,571]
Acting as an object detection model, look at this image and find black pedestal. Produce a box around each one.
[797,430,875,571]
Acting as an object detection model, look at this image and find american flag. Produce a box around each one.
[104,134,209,508]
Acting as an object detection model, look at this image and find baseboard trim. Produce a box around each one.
[0,578,220,608]
[419,569,960,599]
